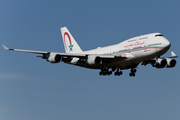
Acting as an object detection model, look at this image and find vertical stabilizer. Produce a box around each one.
[60,27,83,53]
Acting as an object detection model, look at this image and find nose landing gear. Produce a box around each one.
[129,68,137,77]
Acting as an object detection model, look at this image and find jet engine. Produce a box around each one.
[87,55,102,65]
[166,58,176,68]
[153,58,167,68]
[47,53,62,63]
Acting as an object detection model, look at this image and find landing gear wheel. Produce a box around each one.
[129,73,132,77]
[114,72,118,76]
[99,72,103,76]
[99,67,112,76]
[132,73,135,77]
[129,72,135,77]
[114,70,123,76]
[118,71,123,76]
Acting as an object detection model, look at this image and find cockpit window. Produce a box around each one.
[155,34,163,37]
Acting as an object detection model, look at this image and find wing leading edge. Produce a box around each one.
[2,45,126,61]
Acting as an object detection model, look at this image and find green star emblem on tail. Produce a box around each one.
[69,43,74,51]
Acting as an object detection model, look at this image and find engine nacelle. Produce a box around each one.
[153,58,167,68]
[166,58,176,68]
[87,55,102,65]
[47,53,62,63]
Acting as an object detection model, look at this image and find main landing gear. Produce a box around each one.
[99,67,123,76]
[114,68,123,76]
[99,68,112,76]
[99,67,137,77]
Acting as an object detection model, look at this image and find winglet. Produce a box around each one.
[2,45,9,50]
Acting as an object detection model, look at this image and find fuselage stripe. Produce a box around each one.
[110,46,163,55]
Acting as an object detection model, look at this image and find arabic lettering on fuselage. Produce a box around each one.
[124,41,145,48]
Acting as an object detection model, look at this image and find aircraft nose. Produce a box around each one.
[164,39,171,49]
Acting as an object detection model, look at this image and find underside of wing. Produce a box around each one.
[3,45,127,65]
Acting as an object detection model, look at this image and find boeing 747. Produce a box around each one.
[3,27,178,77]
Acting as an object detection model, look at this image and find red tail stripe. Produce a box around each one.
[64,32,72,52]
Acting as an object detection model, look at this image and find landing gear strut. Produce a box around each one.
[114,68,123,76]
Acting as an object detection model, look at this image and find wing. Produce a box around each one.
[2,45,127,63]
[3,45,48,54]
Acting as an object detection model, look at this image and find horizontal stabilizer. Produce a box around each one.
[159,51,178,59]
[171,51,177,57]
[166,51,178,58]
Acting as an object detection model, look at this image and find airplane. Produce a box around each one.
[3,27,178,77]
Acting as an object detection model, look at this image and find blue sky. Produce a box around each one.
[0,0,180,120]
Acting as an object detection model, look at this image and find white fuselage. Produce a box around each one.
[82,33,170,68]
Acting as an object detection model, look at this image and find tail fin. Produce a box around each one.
[60,27,83,53]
